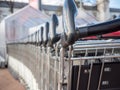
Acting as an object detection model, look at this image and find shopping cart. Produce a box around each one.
[6,0,120,90]
[62,39,120,90]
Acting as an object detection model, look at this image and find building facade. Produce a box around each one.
[0,1,28,22]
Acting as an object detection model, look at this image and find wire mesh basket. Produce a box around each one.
[64,39,120,90]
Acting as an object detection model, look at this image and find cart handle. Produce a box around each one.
[76,18,120,39]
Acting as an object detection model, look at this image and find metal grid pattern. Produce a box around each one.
[66,40,120,90]
[7,44,61,90]
[7,39,120,90]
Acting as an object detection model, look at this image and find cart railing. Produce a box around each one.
[56,39,120,90]
[6,0,120,90]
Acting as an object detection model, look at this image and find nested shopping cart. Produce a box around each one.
[60,39,120,90]
[6,0,120,90]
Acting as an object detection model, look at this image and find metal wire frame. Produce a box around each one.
[7,21,120,90]
[65,39,120,90]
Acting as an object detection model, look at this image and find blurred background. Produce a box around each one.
[0,0,120,22]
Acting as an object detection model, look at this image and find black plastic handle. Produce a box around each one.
[35,31,38,45]
[39,27,43,45]
[27,35,30,44]
[49,14,60,46]
[63,0,78,46]
[37,30,39,44]
[43,22,49,46]
[76,18,120,39]
[33,33,36,44]
[31,33,35,44]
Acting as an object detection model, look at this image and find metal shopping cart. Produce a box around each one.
[62,39,120,90]
[6,0,120,90]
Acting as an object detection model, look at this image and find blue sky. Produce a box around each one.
[110,0,120,8]
[85,0,120,8]
[43,0,120,8]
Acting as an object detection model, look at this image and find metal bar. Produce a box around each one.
[66,55,120,61]
[76,60,82,90]
[59,48,65,90]
[73,44,120,49]
[67,46,73,90]
[87,61,93,90]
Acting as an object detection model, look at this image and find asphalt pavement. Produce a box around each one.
[0,69,25,90]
